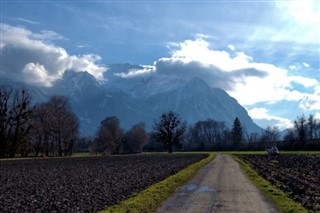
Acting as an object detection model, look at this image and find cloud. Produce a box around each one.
[76,43,91,48]
[228,44,236,51]
[15,18,40,25]
[302,62,310,68]
[151,37,319,107]
[114,65,155,78]
[289,65,296,70]
[248,107,293,129]
[288,76,318,88]
[0,24,106,87]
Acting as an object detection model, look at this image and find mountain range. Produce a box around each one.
[5,64,264,136]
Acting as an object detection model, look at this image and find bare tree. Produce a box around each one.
[186,119,226,150]
[262,126,280,144]
[294,115,307,145]
[307,114,316,140]
[0,86,34,158]
[121,123,147,154]
[153,111,186,153]
[30,96,79,157]
[29,104,49,156]
[0,86,13,157]
[96,116,123,155]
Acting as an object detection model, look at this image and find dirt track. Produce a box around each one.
[156,154,279,213]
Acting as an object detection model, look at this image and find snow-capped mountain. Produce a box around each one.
[48,67,262,135]
[4,64,263,136]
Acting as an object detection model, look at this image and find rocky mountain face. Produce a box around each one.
[5,64,263,136]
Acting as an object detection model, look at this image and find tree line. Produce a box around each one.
[1,86,319,158]
[146,111,320,152]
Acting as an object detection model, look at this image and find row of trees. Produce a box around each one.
[148,112,320,152]
[0,86,79,158]
[149,112,245,152]
[79,112,320,154]
[283,114,320,150]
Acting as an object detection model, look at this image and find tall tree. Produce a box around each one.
[0,87,34,158]
[153,111,186,153]
[30,96,79,157]
[231,117,243,150]
[294,115,307,145]
[307,114,316,140]
[262,126,280,144]
[96,116,123,154]
[121,123,147,154]
[186,119,226,151]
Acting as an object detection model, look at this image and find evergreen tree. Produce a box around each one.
[231,117,243,150]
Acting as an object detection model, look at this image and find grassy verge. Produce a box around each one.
[101,153,215,213]
[218,151,320,155]
[232,155,308,213]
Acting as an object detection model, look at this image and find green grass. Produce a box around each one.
[0,152,98,161]
[101,153,215,213]
[232,155,308,213]
[219,150,320,155]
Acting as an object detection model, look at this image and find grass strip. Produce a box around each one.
[232,155,308,213]
[101,153,215,213]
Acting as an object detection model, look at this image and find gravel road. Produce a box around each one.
[156,154,279,213]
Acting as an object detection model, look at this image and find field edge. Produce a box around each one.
[101,153,215,213]
[232,155,308,213]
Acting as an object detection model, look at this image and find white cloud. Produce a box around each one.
[114,65,155,78]
[288,76,318,88]
[289,65,296,70]
[154,37,319,106]
[248,107,293,129]
[77,43,91,48]
[228,44,236,51]
[302,62,310,67]
[22,63,54,87]
[315,112,320,120]
[0,24,106,87]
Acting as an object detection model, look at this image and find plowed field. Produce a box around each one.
[0,154,207,212]
[238,154,320,212]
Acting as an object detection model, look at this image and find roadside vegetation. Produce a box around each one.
[103,153,215,213]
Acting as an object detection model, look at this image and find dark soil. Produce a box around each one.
[238,154,320,212]
[0,154,207,213]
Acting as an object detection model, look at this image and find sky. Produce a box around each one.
[1,0,320,130]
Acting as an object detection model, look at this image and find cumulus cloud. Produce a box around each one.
[248,107,292,129]
[151,37,319,107]
[0,24,106,87]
